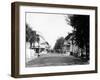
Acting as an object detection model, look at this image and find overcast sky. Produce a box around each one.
[26,13,73,48]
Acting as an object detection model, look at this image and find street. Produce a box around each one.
[26,53,89,67]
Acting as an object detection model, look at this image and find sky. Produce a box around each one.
[26,13,73,49]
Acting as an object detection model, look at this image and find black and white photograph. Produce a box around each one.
[11,2,97,77]
[25,13,90,67]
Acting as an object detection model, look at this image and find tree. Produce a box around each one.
[34,34,40,57]
[67,15,90,60]
[26,24,37,48]
[26,24,32,42]
[53,37,65,53]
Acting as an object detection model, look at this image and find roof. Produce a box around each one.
[65,33,74,40]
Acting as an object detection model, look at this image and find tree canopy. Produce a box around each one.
[26,24,37,43]
[53,37,65,53]
[67,15,89,49]
[67,15,90,60]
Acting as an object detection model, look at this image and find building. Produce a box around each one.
[63,33,81,57]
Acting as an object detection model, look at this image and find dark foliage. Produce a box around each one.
[67,15,90,60]
[53,37,65,53]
